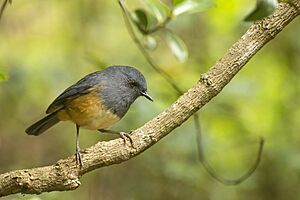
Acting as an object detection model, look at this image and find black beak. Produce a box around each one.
[141,91,153,102]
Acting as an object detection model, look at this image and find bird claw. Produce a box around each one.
[98,129,134,147]
[120,131,134,147]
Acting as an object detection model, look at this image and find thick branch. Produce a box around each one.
[0,1,299,197]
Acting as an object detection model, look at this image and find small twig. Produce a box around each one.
[0,0,12,21]
[194,114,264,185]
[118,0,183,96]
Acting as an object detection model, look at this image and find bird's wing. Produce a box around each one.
[46,72,101,114]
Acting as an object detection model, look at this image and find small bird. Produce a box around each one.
[26,65,153,166]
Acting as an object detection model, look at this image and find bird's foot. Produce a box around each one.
[98,129,134,147]
[119,131,133,146]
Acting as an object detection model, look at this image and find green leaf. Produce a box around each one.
[143,35,158,50]
[131,9,159,33]
[131,9,149,33]
[173,0,213,17]
[165,30,188,62]
[144,0,171,23]
[244,0,278,21]
[173,0,185,6]
[0,71,7,81]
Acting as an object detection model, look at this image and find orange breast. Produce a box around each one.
[57,90,120,130]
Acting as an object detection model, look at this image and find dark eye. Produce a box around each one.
[128,79,138,87]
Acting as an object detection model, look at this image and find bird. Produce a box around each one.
[25,65,153,166]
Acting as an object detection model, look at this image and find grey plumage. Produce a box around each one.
[46,65,148,118]
[26,112,60,135]
[26,65,151,135]
[26,65,152,166]
[99,66,148,117]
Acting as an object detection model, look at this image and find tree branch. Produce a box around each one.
[0,0,299,197]
[118,0,264,185]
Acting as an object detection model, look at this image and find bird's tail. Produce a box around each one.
[25,112,60,136]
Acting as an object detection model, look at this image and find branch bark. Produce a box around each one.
[0,0,299,197]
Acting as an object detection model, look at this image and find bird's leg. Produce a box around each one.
[98,129,133,145]
[75,124,83,167]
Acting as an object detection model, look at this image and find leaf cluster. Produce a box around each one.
[130,0,213,62]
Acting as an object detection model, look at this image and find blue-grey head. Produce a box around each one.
[98,65,153,118]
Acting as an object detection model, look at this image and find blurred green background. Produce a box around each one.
[0,0,300,199]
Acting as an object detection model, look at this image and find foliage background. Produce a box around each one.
[0,0,300,199]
